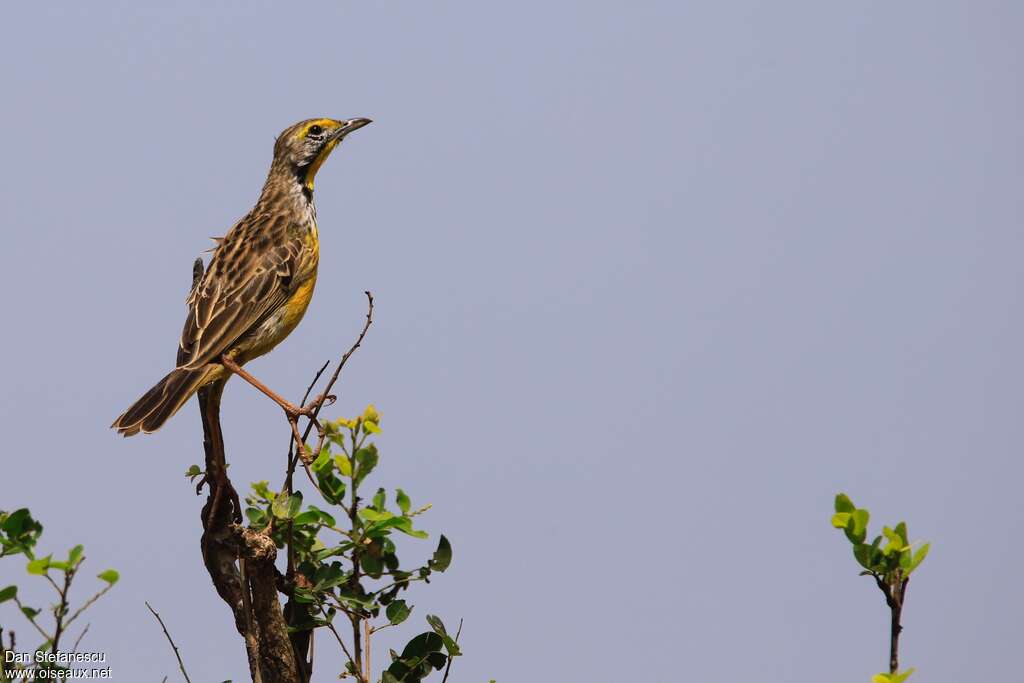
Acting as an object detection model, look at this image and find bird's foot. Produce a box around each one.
[284,393,336,419]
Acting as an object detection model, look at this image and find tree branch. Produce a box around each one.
[50,564,73,653]
[304,291,375,462]
[13,596,51,643]
[145,602,193,683]
[189,256,374,683]
[64,583,114,630]
[71,623,90,653]
[872,572,908,674]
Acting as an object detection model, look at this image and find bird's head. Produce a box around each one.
[273,117,372,191]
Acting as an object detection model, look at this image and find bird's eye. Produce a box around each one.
[308,125,323,137]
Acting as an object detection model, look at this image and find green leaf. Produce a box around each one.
[27,555,51,575]
[97,569,119,585]
[309,506,336,527]
[373,488,387,512]
[426,614,447,636]
[315,470,346,505]
[68,545,84,566]
[0,585,16,603]
[251,481,274,501]
[894,522,909,546]
[359,508,394,523]
[246,508,267,526]
[426,651,448,670]
[354,445,379,486]
[834,493,855,513]
[427,614,461,656]
[872,669,915,683]
[844,509,869,545]
[335,454,352,477]
[272,492,303,520]
[899,546,913,571]
[882,526,907,554]
[392,517,429,539]
[907,543,930,575]
[363,420,381,434]
[312,447,332,472]
[429,535,452,572]
[396,489,411,515]
[2,509,32,535]
[401,632,443,659]
[312,563,347,592]
[853,543,876,571]
[386,599,412,626]
[362,552,384,577]
[21,606,40,619]
[185,464,202,481]
[293,510,321,526]
[831,512,851,528]
[288,493,303,518]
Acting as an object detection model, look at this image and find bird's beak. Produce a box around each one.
[333,118,372,140]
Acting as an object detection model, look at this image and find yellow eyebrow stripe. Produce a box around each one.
[298,118,337,138]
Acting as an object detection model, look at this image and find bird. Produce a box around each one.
[112,117,371,436]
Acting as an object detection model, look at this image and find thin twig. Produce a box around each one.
[319,605,356,664]
[65,584,114,630]
[13,596,52,643]
[871,572,908,674]
[145,602,193,683]
[284,359,331,493]
[349,427,365,682]
[304,291,375,460]
[364,618,371,681]
[440,619,463,683]
[368,575,426,598]
[299,459,329,499]
[51,567,73,652]
[71,623,90,653]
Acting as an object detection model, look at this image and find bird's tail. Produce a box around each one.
[111,367,212,436]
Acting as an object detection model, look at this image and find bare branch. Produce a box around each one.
[145,602,193,683]
[71,623,90,653]
[364,618,371,681]
[305,292,375,459]
[285,359,331,492]
[319,605,356,665]
[65,583,114,630]
[50,567,73,653]
[13,596,52,643]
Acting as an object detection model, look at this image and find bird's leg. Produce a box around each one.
[220,355,327,461]
[220,355,308,417]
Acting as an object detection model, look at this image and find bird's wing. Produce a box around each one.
[177,212,312,369]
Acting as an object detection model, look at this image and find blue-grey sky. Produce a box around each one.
[1,2,1021,681]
